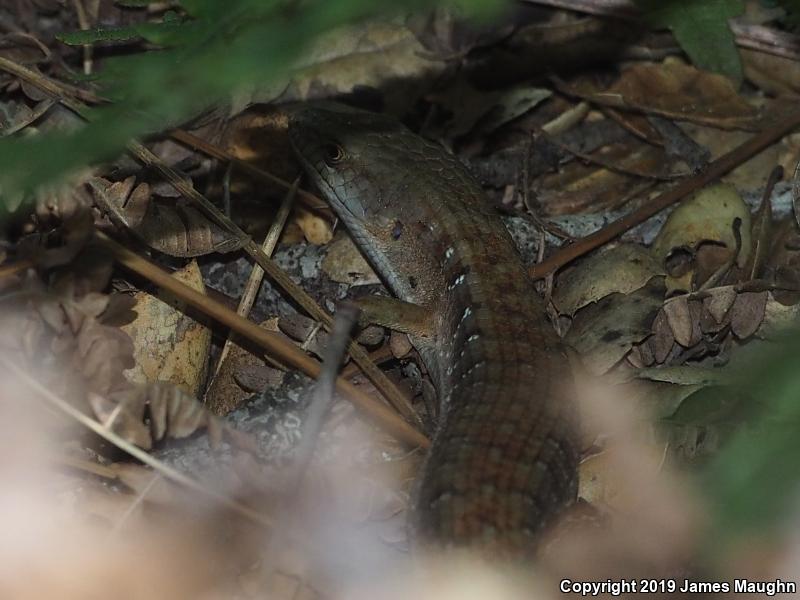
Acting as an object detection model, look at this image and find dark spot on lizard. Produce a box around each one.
[409,276,418,289]
[392,220,404,240]
[601,330,623,342]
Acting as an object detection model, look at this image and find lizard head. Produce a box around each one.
[288,102,411,226]
[288,102,482,302]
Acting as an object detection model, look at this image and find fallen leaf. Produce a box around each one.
[321,235,379,285]
[652,183,752,269]
[293,207,333,245]
[729,290,768,339]
[649,309,676,364]
[567,279,665,375]
[121,260,211,398]
[663,296,703,348]
[553,243,664,316]
[703,285,737,324]
[563,58,759,130]
[246,20,446,112]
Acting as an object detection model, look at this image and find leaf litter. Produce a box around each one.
[4,0,800,596]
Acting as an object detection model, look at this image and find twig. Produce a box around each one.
[208,178,299,387]
[0,355,274,528]
[110,472,161,536]
[292,304,359,493]
[261,303,359,583]
[530,109,800,279]
[537,126,682,180]
[71,0,93,75]
[94,231,429,449]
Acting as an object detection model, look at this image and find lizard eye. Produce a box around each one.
[323,143,345,166]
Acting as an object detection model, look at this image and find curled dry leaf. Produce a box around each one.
[90,382,224,450]
[121,260,211,398]
[553,243,664,316]
[293,207,333,245]
[663,296,703,348]
[427,77,551,140]
[91,177,241,257]
[652,183,752,271]
[34,182,92,230]
[703,286,738,324]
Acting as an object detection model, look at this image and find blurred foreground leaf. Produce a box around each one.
[702,332,800,545]
[0,0,506,204]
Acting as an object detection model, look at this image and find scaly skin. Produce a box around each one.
[289,103,579,558]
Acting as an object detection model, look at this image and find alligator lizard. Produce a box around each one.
[289,103,579,558]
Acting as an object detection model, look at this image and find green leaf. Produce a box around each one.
[57,25,144,45]
[635,0,745,83]
[664,385,753,427]
[701,331,800,547]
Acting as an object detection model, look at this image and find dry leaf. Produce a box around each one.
[553,244,663,316]
[245,20,446,112]
[321,235,379,285]
[565,58,760,130]
[566,280,665,375]
[703,286,737,324]
[652,183,752,270]
[293,207,333,245]
[121,260,211,398]
[662,296,691,347]
[649,309,676,364]
[729,291,768,339]
[205,318,283,416]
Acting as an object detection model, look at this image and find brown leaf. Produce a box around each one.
[730,291,768,339]
[649,308,675,365]
[78,319,136,396]
[563,59,760,130]
[147,382,211,442]
[89,391,152,449]
[321,235,379,285]
[663,296,693,347]
[703,286,737,324]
